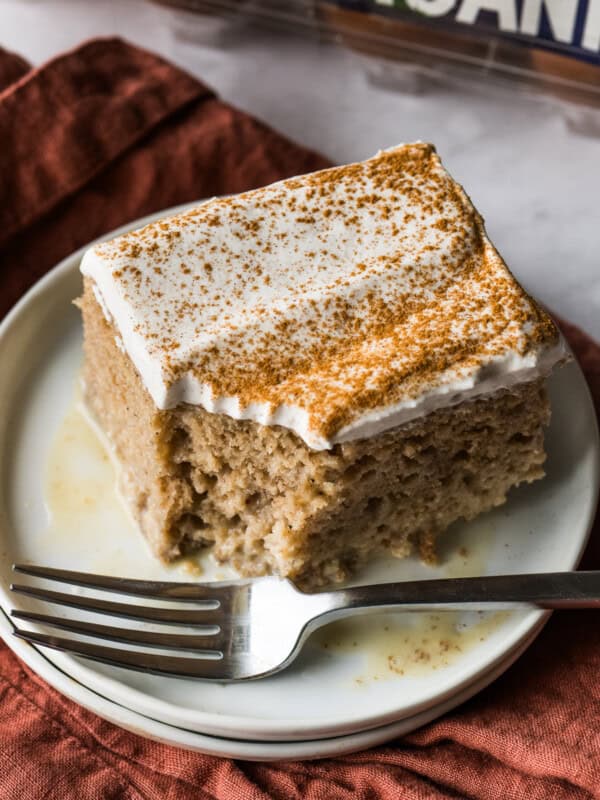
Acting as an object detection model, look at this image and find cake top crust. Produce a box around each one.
[81,143,563,449]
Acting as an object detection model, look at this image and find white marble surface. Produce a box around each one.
[1,0,599,339]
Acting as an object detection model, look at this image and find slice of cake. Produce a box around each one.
[79,143,565,589]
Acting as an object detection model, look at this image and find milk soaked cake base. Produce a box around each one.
[82,282,550,589]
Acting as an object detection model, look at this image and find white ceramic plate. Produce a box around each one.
[0,603,547,760]
[0,208,598,744]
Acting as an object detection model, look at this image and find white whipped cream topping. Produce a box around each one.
[80,144,567,450]
[332,341,567,445]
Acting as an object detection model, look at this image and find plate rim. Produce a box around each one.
[0,205,598,741]
[0,603,550,760]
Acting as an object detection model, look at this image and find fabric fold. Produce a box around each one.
[0,46,30,92]
[0,38,211,249]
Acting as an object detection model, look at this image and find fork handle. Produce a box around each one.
[320,571,600,615]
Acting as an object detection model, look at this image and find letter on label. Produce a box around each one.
[456,0,518,32]
[520,0,578,43]
[405,0,456,15]
[583,0,600,51]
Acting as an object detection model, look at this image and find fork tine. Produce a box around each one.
[12,564,235,602]
[11,584,227,627]
[11,610,224,651]
[13,628,236,680]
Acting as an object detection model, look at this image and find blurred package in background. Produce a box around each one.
[148,0,600,136]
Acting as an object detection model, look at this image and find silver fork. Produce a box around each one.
[10,565,600,681]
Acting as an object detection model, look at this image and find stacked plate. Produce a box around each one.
[0,212,597,760]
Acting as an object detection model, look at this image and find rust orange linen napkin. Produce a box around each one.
[0,38,599,800]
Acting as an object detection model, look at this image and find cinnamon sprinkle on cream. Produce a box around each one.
[80,143,562,449]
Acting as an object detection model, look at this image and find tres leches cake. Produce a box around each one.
[79,143,565,589]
